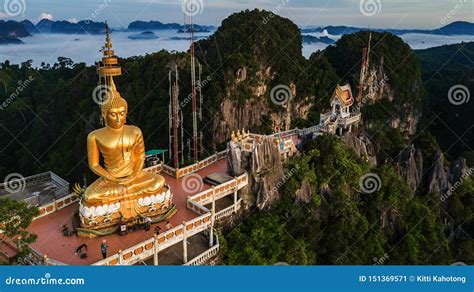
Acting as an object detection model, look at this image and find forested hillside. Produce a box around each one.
[0,10,472,265]
[416,42,474,164]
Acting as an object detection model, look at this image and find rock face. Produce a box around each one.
[449,157,469,183]
[427,151,451,194]
[363,58,421,135]
[212,66,314,145]
[379,205,403,230]
[388,104,422,135]
[396,145,423,192]
[227,140,246,176]
[227,136,284,210]
[295,179,312,204]
[342,132,377,166]
[251,137,284,209]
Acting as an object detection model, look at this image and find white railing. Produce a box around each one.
[215,198,242,221]
[298,125,321,136]
[26,247,67,266]
[187,173,248,207]
[347,112,362,124]
[151,150,229,179]
[93,212,212,266]
[272,128,299,139]
[175,151,227,178]
[187,199,210,215]
[161,164,177,176]
[143,163,163,174]
[34,193,79,220]
[184,234,220,266]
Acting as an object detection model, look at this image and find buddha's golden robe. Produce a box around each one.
[84,125,165,205]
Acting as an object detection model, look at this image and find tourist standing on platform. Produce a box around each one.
[154,225,161,235]
[144,217,152,235]
[101,240,108,259]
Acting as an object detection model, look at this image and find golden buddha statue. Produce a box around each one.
[84,89,165,205]
[78,23,175,236]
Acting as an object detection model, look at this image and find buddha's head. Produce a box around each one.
[101,93,128,130]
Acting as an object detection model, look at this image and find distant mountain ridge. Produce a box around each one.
[35,19,106,34]
[0,18,472,40]
[301,34,335,45]
[128,21,214,32]
[0,20,30,37]
[301,21,474,36]
[0,19,215,38]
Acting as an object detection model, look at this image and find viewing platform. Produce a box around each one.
[24,155,248,266]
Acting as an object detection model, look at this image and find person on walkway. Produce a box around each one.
[74,243,88,256]
[165,221,172,231]
[154,225,161,235]
[101,240,108,259]
[144,217,152,235]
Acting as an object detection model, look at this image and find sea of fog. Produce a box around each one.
[1,30,474,67]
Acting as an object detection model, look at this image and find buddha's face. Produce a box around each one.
[105,106,127,129]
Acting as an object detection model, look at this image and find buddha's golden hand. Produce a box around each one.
[105,171,139,185]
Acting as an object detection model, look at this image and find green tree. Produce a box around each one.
[0,198,39,263]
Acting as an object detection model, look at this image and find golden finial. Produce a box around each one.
[99,21,121,80]
[105,21,112,50]
[97,21,126,118]
[231,131,237,142]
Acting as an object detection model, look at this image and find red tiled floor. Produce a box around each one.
[28,159,228,265]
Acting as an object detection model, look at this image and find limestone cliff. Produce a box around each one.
[295,178,312,204]
[449,157,470,183]
[213,65,314,144]
[342,132,377,166]
[227,136,284,210]
[251,137,285,209]
[396,145,423,192]
[427,151,451,194]
[324,32,424,136]
[362,58,422,135]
